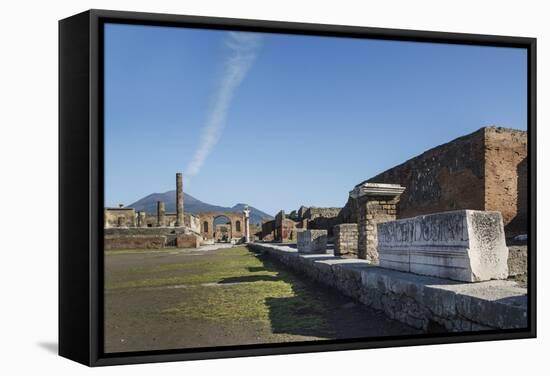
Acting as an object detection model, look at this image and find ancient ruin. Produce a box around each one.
[104,173,252,249]
[104,126,528,333]
[198,211,247,243]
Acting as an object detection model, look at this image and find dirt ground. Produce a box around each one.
[104,246,420,353]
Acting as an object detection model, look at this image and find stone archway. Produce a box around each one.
[213,215,232,242]
[198,211,246,242]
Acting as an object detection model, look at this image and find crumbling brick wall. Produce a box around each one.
[359,127,527,237]
[366,128,486,218]
[484,127,527,237]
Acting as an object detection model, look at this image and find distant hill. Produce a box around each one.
[126,191,273,225]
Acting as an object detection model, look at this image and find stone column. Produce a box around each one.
[243,205,251,243]
[175,172,184,227]
[157,201,165,227]
[137,211,147,227]
[349,183,405,263]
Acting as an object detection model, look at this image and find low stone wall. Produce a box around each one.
[104,227,202,249]
[334,224,358,257]
[249,243,527,332]
[104,235,166,250]
[104,227,186,237]
[176,234,201,249]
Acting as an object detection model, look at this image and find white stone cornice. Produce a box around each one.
[349,182,406,199]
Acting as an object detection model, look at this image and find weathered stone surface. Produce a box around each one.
[176,234,200,249]
[157,201,165,227]
[334,224,358,256]
[507,245,527,277]
[350,127,527,238]
[349,182,406,200]
[175,172,184,227]
[198,211,246,242]
[104,227,195,248]
[378,210,509,282]
[297,230,328,254]
[104,208,136,228]
[351,183,406,262]
[137,211,147,227]
[249,242,527,332]
[104,235,166,250]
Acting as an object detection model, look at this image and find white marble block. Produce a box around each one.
[297,230,328,254]
[377,210,509,282]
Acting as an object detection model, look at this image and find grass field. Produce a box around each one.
[104,246,419,353]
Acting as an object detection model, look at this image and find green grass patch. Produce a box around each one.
[106,245,336,339]
[106,247,276,289]
[160,281,331,335]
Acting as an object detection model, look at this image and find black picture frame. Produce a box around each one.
[59,9,537,367]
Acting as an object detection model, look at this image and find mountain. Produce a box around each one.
[126,191,273,225]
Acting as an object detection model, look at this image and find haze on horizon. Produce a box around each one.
[104,23,527,216]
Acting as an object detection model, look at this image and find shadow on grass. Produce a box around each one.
[242,248,423,339]
[217,249,336,337]
[219,275,280,284]
[247,266,267,273]
[248,253,338,338]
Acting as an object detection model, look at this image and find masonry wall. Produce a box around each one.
[185,214,201,233]
[484,127,528,237]
[104,208,136,227]
[104,235,166,250]
[261,220,276,241]
[304,207,342,220]
[299,207,343,236]
[366,128,486,218]
[362,127,527,237]
[334,224,358,256]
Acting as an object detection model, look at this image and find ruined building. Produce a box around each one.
[264,127,527,251]
[260,210,298,242]
[104,172,252,249]
[347,126,527,238]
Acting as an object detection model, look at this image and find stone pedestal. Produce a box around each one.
[334,224,358,256]
[297,230,328,254]
[377,210,509,282]
[350,183,406,263]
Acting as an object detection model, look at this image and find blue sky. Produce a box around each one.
[104,23,527,215]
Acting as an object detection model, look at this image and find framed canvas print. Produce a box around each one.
[59,9,536,366]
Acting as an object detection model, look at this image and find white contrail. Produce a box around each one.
[185,32,262,177]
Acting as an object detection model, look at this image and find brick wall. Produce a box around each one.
[104,235,166,250]
[484,127,528,237]
[358,127,527,237]
[334,224,358,256]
